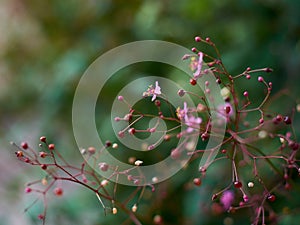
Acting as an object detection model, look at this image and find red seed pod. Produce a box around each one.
[224,106,231,114]
[39,152,47,158]
[48,144,55,150]
[195,36,201,42]
[289,142,299,151]
[105,141,112,147]
[16,151,23,157]
[263,67,273,73]
[190,78,197,86]
[275,114,283,122]
[24,158,30,163]
[38,214,45,220]
[54,187,63,196]
[191,47,197,52]
[285,183,292,190]
[41,164,47,170]
[155,100,161,107]
[193,178,202,186]
[128,128,136,135]
[212,194,218,201]
[25,187,32,193]
[234,181,242,188]
[284,116,292,125]
[201,133,209,141]
[267,194,276,202]
[40,136,46,143]
[21,142,28,150]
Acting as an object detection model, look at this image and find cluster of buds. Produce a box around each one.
[13,37,300,225]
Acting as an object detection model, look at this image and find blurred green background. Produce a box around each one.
[1,0,300,225]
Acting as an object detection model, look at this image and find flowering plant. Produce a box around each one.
[13,37,299,225]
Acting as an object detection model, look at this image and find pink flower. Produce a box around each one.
[143,81,162,101]
[220,190,234,211]
[193,52,203,79]
[185,115,202,133]
[176,102,202,133]
[176,102,188,120]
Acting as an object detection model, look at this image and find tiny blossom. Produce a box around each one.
[41,178,48,186]
[112,143,118,149]
[143,81,161,101]
[101,179,109,186]
[220,87,230,99]
[112,207,118,214]
[134,160,143,166]
[197,103,206,112]
[258,130,268,139]
[248,182,254,188]
[132,204,138,212]
[80,148,87,155]
[297,104,300,112]
[152,176,158,183]
[220,190,234,211]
